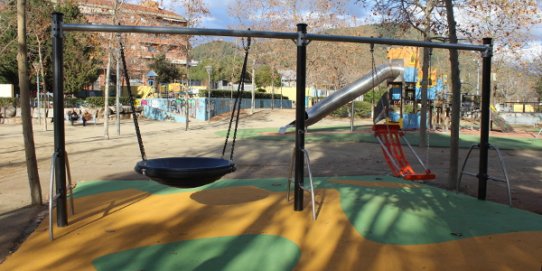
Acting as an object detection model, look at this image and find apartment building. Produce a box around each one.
[68,0,189,86]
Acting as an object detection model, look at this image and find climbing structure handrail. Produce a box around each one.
[372,124,435,181]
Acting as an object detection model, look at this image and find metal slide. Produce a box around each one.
[279,61,403,133]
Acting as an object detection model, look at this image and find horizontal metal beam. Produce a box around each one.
[306,33,486,51]
[63,24,297,40]
[63,23,488,52]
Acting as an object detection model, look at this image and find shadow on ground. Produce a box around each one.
[0,205,46,263]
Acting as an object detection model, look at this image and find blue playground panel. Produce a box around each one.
[414,78,444,100]
[404,67,418,83]
[389,112,429,130]
[414,86,437,100]
[390,87,402,101]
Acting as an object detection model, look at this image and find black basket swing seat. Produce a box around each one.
[134,157,236,188]
[121,37,252,188]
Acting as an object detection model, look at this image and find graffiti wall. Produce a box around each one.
[142,97,293,122]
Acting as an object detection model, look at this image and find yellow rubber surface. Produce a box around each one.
[1,183,541,271]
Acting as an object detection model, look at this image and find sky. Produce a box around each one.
[129,0,542,53]
[194,1,371,29]
[129,0,372,29]
[188,1,542,47]
[194,0,232,29]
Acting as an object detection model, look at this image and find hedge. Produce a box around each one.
[330,100,373,118]
[0,98,17,107]
[84,97,132,108]
[61,97,133,108]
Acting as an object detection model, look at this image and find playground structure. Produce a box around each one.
[385,47,444,129]
[280,61,403,133]
[136,85,155,99]
[278,48,440,181]
[280,46,450,132]
[50,13,493,229]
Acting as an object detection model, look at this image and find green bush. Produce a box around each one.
[82,97,101,107]
[0,98,16,107]
[83,97,132,108]
[330,101,372,118]
[64,97,81,108]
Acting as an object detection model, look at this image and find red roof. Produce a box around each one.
[77,0,185,21]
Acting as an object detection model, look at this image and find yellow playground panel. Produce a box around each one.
[387,46,419,67]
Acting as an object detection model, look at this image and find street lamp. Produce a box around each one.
[205,65,212,121]
[474,59,480,96]
[251,59,256,114]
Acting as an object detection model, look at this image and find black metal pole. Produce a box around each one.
[52,12,68,226]
[478,38,492,200]
[294,23,307,211]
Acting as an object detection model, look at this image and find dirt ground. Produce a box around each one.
[1,109,541,262]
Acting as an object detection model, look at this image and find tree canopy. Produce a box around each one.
[148,54,180,84]
[190,41,249,84]
[255,65,281,89]
[0,0,102,94]
[535,77,542,99]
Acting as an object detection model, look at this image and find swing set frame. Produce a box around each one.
[51,12,492,227]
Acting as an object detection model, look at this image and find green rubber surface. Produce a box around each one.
[216,126,542,150]
[333,176,542,245]
[92,234,300,271]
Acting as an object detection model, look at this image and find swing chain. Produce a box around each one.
[222,33,251,161]
[242,32,251,51]
[370,42,378,124]
[120,39,147,161]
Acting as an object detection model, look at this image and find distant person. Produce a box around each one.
[82,111,92,127]
[69,109,79,126]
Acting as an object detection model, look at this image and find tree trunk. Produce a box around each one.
[271,67,275,110]
[104,0,121,139]
[103,49,112,139]
[116,48,121,135]
[419,46,430,148]
[35,34,46,93]
[444,0,462,189]
[35,33,47,131]
[17,0,42,205]
[113,1,121,135]
[419,0,434,148]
